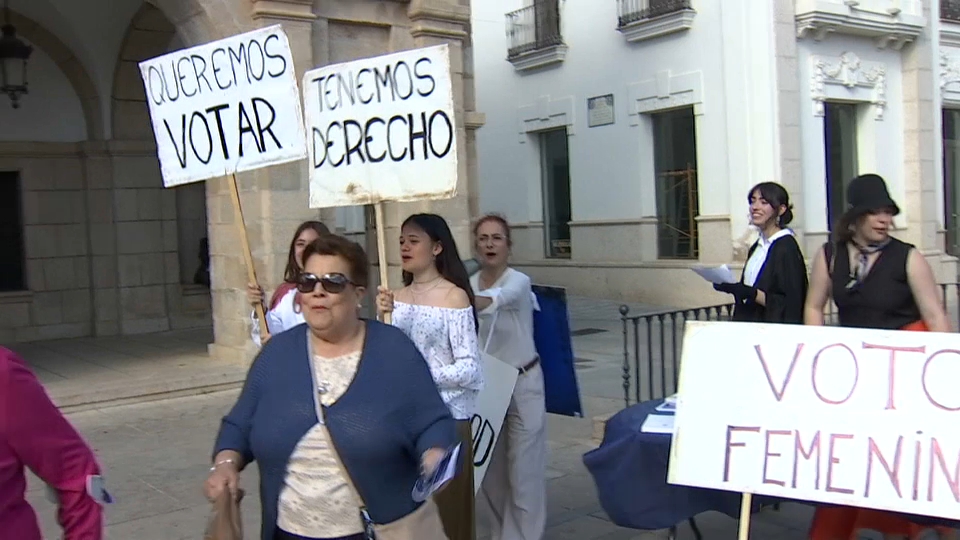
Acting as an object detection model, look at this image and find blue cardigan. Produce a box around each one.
[213,320,457,540]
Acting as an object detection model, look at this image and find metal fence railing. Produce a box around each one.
[617,0,693,28]
[619,283,960,407]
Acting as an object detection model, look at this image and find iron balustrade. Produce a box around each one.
[944,0,960,22]
[617,0,693,28]
[505,0,563,58]
[618,283,960,408]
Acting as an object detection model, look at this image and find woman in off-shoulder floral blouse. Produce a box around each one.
[377,213,483,540]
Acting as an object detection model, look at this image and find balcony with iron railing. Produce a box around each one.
[505,1,567,71]
[945,0,960,22]
[795,0,925,49]
[616,0,695,43]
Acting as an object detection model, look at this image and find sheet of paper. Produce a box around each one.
[412,443,461,501]
[641,414,676,435]
[691,265,736,285]
[655,400,677,414]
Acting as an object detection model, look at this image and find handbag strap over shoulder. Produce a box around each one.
[303,329,371,512]
[320,422,366,506]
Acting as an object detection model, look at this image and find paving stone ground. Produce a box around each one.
[14,295,870,539]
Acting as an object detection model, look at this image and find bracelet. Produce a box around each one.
[210,458,237,472]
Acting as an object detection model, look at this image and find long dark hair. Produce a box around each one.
[401,213,478,330]
[283,220,331,283]
[748,182,794,228]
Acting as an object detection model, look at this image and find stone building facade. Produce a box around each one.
[0,0,483,364]
[472,0,957,307]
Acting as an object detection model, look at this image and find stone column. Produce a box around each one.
[773,0,803,237]
[207,0,320,363]
[900,0,949,276]
[371,0,484,289]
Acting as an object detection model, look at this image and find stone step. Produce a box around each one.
[52,371,245,413]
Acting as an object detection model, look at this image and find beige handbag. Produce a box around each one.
[203,489,245,540]
[321,425,448,540]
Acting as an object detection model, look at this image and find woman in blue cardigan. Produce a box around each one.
[204,234,457,540]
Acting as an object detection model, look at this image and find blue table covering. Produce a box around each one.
[583,400,960,533]
[582,399,778,530]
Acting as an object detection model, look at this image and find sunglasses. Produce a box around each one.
[296,273,355,294]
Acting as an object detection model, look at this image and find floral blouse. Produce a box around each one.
[391,302,483,420]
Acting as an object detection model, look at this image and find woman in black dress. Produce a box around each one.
[804,173,949,331]
[803,173,951,540]
[713,182,808,324]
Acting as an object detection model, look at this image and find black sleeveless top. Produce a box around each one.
[830,237,921,330]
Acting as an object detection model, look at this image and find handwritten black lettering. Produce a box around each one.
[145,32,289,106]
[157,97,285,170]
[263,34,287,78]
[413,57,435,97]
[312,108,454,169]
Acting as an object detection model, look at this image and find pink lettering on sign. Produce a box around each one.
[720,426,960,505]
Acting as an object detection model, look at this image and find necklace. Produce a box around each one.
[410,275,443,299]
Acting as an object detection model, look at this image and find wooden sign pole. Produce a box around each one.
[227,174,270,340]
[737,492,752,540]
[374,201,391,325]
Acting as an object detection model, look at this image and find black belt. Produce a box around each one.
[519,357,540,375]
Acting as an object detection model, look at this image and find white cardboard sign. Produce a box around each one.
[302,44,459,208]
[668,321,960,520]
[139,25,308,187]
[472,352,519,493]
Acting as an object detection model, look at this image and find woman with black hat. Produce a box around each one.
[804,173,949,332]
[713,182,808,324]
[803,173,951,540]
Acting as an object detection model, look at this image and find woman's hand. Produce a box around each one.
[246,282,264,308]
[421,447,446,477]
[204,455,240,502]
[376,286,395,315]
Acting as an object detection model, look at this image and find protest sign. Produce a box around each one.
[472,352,520,493]
[139,25,308,338]
[302,44,458,208]
[668,321,960,527]
[139,25,307,187]
[302,44,459,325]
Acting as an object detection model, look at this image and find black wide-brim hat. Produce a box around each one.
[843,173,900,221]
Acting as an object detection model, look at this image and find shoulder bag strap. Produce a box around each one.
[481,309,499,356]
[823,241,835,277]
[304,329,376,535]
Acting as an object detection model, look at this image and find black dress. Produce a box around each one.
[733,234,808,324]
[829,237,922,330]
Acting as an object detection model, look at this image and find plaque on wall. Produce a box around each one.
[587,94,615,128]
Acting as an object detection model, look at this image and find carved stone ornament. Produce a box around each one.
[941,50,960,94]
[810,52,886,120]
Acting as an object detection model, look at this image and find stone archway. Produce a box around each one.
[7,9,104,140]
[111,2,176,140]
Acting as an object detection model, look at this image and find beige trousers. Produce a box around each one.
[477,364,547,540]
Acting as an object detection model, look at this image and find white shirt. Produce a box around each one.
[391,302,483,420]
[742,229,794,287]
[250,287,304,347]
[470,268,539,370]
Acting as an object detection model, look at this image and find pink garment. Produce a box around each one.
[0,347,104,539]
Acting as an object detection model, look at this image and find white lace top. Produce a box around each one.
[276,351,362,537]
[391,301,483,420]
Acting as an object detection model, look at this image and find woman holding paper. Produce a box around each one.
[712,182,808,324]
[376,213,483,540]
[470,214,547,540]
[207,234,456,540]
[804,174,951,540]
[247,220,331,346]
